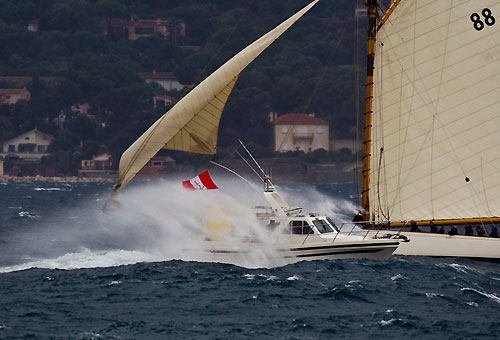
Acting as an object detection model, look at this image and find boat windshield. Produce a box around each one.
[313,219,336,233]
[326,217,340,233]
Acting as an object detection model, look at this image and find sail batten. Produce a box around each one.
[370,1,500,222]
[114,0,319,192]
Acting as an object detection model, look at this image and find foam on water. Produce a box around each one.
[0,178,353,271]
[461,287,500,304]
[17,211,37,218]
[33,187,67,191]
[0,248,161,273]
[4,182,500,339]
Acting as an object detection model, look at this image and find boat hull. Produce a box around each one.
[200,238,399,267]
[367,231,500,258]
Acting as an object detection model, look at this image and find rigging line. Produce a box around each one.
[480,156,493,217]
[376,147,389,221]
[395,66,406,219]
[300,18,347,114]
[353,0,363,203]
[235,149,264,183]
[209,160,262,196]
[379,2,500,184]
[238,139,265,174]
[275,124,295,154]
[389,2,416,218]
[374,3,455,211]
[379,42,390,223]
[373,37,389,223]
[191,0,256,86]
[428,6,452,220]
[276,9,347,154]
[409,6,500,205]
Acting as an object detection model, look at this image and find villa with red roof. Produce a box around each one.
[272,113,329,153]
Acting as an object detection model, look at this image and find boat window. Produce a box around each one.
[288,221,314,235]
[313,219,334,233]
[303,223,314,234]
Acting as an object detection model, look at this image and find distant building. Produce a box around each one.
[0,88,30,104]
[138,71,185,91]
[138,155,176,175]
[53,103,94,128]
[1,128,53,160]
[0,76,55,86]
[100,18,186,42]
[71,103,91,115]
[272,113,329,153]
[153,95,178,108]
[27,20,40,32]
[79,153,116,178]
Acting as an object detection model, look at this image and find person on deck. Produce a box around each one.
[410,220,421,232]
[352,211,364,223]
[448,225,459,236]
[430,221,437,233]
[437,225,445,234]
[464,223,474,236]
[490,225,499,238]
[476,226,485,237]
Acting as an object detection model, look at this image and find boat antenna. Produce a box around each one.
[209,160,262,195]
[238,139,276,192]
[238,139,265,175]
[236,149,265,183]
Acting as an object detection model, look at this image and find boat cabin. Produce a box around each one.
[285,216,339,235]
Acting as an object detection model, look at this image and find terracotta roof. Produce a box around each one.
[273,113,328,125]
[3,128,53,145]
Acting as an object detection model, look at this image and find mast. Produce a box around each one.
[361,0,378,214]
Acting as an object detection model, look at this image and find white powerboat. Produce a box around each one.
[105,1,402,267]
[198,176,401,267]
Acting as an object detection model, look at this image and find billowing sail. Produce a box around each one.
[370,1,500,222]
[113,0,318,193]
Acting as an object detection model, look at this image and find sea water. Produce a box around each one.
[1,180,499,339]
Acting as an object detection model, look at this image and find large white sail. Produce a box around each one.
[370,1,500,222]
[114,0,318,192]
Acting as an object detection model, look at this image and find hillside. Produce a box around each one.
[0,0,368,174]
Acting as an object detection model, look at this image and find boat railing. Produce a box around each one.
[332,221,407,242]
[297,221,407,245]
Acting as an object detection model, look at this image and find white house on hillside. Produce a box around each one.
[273,113,329,153]
[0,88,31,104]
[1,128,53,160]
[138,71,185,91]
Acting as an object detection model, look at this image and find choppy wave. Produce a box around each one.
[1,182,500,339]
[17,211,37,219]
[0,248,162,273]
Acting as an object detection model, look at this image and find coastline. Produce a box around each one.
[0,175,115,183]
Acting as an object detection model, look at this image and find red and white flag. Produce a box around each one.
[182,170,218,190]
